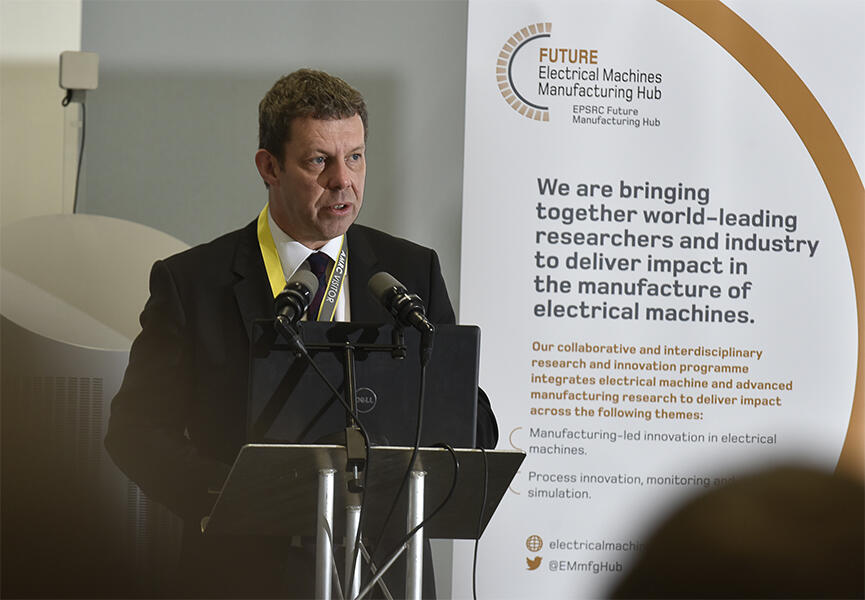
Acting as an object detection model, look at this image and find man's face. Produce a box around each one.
[263,115,365,249]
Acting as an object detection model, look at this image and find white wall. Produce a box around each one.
[0,0,82,226]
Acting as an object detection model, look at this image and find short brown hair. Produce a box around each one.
[258,69,368,163]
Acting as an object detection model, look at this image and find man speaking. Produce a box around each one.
[105,69,497,598]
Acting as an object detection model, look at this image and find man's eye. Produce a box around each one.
[311,156,325,165]
[350,153,362,161]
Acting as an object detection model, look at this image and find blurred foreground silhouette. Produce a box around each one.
[609,466,864,599]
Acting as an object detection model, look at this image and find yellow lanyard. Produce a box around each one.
[311,239,347,322]
[256,206,347,322]
[256,206,286,298]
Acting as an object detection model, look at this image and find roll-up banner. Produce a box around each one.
[457,1,863,597]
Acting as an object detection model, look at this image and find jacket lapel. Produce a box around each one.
[232,220,274,339]
[347,225,388,321]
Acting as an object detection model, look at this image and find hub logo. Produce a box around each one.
[495,22,659,125]
[496,22,553,121]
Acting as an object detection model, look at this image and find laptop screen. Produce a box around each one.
[247,321,479,448]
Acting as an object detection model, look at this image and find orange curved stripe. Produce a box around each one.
[657,0,864,477]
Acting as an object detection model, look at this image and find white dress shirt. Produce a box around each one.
[267,206,350,321]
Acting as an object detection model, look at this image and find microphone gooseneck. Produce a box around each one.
[274,269,319,354]
[367,272,435,337]
[275,269,319,329]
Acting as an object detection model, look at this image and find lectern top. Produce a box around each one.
[204,444,524,539]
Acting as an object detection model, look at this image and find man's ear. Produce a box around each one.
[254,149,281,187]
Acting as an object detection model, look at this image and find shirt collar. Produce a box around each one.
[267,206,344,280]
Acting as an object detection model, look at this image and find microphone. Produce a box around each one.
[275,269,319,330]
[367,272,435,337]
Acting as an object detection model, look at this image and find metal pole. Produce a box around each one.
[345,504,362,599]
[406,470,426,600]
[345,345,358,422]
[315,469,336,600]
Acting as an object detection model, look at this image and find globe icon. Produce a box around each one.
[526,534,543,552]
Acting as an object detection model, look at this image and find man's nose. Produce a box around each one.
[322,160,351,190]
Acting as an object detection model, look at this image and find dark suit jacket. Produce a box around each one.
[105,219,497,598]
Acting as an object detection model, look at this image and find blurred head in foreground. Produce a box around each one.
[609,466,864,599]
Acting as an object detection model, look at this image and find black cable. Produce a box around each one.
[355,328,435,594]
[347,448,372,597]
[287,337,372,452]
[61,90,85,214]
[367,360,427,565]
[73,102,85,214]
[382,443,460,554]
[357,444,461,600]
[280,327,373,595]
[472,447,489,600]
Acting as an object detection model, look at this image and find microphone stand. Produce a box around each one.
[274,318,409,598]
[341,341,367,494]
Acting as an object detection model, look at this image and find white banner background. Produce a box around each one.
[456,1,863,598]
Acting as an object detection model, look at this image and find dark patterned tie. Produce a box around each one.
[306,252,331,320]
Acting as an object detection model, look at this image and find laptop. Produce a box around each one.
[246,321,479,448]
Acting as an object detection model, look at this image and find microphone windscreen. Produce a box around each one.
[285,269,320,296]
[367,271,404,303]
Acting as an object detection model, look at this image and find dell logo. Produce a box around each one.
[356,387,377,414]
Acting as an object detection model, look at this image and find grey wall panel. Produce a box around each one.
[81,0,469,312]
